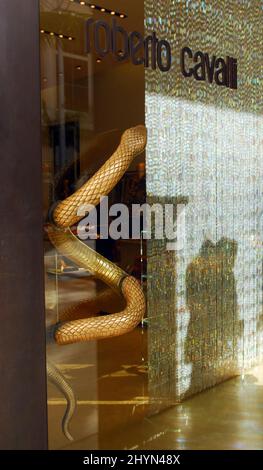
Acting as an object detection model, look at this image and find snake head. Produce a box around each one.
[121,125,147,157]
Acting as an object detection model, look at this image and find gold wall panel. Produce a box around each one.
[145,0,263,408]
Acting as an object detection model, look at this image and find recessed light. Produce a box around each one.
[76,65,82,70]
[40,30,75,40]
[67,1,127,18]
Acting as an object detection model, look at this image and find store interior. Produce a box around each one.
[41,0,148,448]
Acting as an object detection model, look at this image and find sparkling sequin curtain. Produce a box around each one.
[146,0,263,408]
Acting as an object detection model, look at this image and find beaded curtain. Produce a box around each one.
[146,0,263,406]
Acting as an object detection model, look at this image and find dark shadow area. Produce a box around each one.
[185,237,243,398]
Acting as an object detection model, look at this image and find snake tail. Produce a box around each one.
[47,361,76,441]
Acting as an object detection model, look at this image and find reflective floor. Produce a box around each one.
[47,325,263,450]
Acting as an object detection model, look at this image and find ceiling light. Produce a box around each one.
[68,1,127,18]
[40,30,75,40]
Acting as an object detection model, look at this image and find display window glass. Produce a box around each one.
[40,0,263,450]
[41,0,147,449]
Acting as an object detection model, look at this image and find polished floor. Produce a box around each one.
[47,326,263,450]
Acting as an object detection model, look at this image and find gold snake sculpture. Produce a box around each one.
[47,125,147,440]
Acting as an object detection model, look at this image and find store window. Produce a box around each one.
[41,0,147,449]
[41,0,263,450]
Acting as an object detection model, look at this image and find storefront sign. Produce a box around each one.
[86,18,237,89]
[86,18,172,72]
[181,47,237,89]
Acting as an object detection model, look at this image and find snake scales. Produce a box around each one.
[47,125,147,440]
